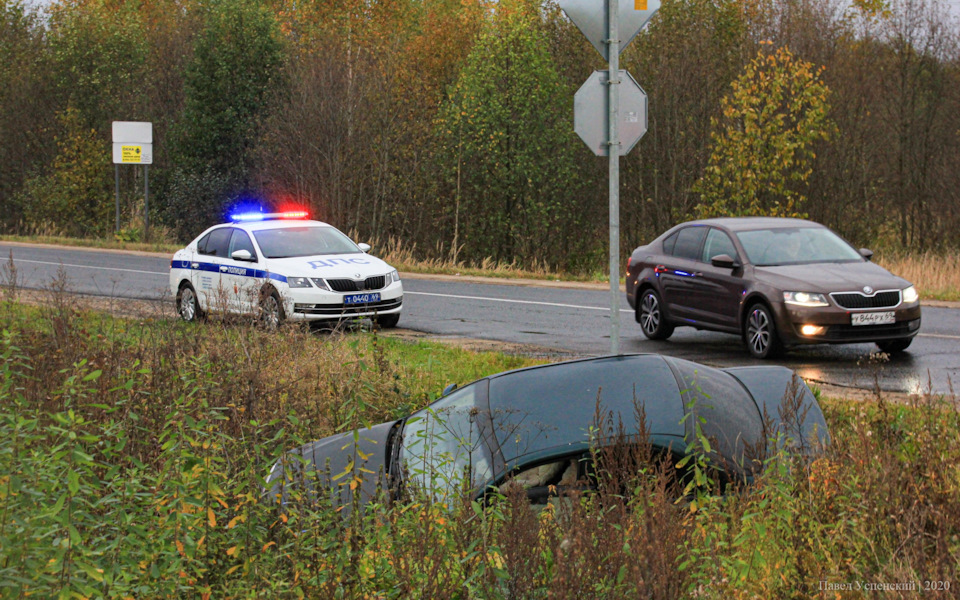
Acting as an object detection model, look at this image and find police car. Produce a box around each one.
[169,211,402,328]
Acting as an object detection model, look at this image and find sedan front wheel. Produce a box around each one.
[745,304,781,359]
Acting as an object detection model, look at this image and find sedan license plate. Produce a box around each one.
[851,311,895,326]
[344,292,380,305]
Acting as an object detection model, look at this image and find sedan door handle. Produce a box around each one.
[190,263,199,269]
[219,266,228,272]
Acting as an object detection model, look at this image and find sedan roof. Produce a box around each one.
[675,217,823,232]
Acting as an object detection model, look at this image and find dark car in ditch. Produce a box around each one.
[625,217,921,358]
[266,354,829,511]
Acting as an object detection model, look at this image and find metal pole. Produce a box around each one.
[144,164,149,241]
[115,164,120,233]
[607,0,620,355]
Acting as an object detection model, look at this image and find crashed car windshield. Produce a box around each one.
[253,226,361,259]
[401,383,495,494]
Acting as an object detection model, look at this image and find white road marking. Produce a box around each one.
[405,290,634,313]
[918,333,960,340]
[13,259,167,277]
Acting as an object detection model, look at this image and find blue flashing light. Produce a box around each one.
[231,212,267,222]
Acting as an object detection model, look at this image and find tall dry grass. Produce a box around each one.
[877,251,960,301]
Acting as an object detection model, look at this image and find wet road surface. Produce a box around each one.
[2,242,958,395]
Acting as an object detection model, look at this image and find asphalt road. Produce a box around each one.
[3,242,959,395]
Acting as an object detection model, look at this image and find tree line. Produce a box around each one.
[1,0,958,272]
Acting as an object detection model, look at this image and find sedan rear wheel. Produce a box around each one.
[638,289,674,340]
[745,304,781,359]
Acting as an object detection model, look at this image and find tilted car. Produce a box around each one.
[169,211,402,328]
[626,217,921,358]
[266,354,830,511]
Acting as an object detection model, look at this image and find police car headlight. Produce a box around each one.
[310,278,330,291]
[385,269,399,285]
[287,277,312,288]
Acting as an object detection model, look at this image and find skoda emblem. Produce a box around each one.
[863,286,874,295]
[354,273,362,279]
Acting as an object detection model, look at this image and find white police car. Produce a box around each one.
[169,211,402,328]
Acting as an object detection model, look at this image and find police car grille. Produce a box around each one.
[830,291,900,309]
[294,297,402,316]
[327,276,385,292]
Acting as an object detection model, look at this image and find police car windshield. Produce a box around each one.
[253,226,361,259]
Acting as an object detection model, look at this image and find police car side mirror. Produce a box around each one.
[231,249,254,262]
[358,243,371,253]
[859,248,873,261]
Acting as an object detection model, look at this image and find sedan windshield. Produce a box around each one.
[735,227,862,267]
[253,226,360,259]
[401,383,494,497]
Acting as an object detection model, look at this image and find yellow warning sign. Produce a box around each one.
[635,0,647,9]
[121,145,142,163]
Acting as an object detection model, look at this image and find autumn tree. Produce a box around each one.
[0,0,54,225]
[694,44,835,218]
[436,0,584,267]
[161,0,284,237]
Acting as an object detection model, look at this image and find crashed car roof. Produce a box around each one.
[483,354,827,474]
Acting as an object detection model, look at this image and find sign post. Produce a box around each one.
[608,0,620,355]
[111,122,153,239]
[559,0,659,354]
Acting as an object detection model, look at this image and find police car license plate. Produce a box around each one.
[344,293,380,305]
[851,312,895,326]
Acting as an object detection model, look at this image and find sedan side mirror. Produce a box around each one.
[710,254,740,269]
[442,383,458,396]
[859,248,874,261]
[231,249,254,262]
[358,243,371,253]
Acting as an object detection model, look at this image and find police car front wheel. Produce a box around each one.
[177,283,204,322]
[376,313,399,329]
[260,289,285,329]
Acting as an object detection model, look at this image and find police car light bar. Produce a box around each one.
[230,211,309,222]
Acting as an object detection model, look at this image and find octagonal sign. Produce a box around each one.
[559,0,661,61]
[574,70,647,157]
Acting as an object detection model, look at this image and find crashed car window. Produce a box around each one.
[401,384,494,495]
[735,227,861,267]
[253,226,361,259]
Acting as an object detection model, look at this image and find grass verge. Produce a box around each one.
[1,295,958,598]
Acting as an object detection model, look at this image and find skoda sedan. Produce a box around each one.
[625,217,921,358]
[170,211,402,328]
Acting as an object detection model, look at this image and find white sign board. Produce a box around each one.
[112,121,153,165]
[574,70,648,156]
[112,121,152,144]
[559,0,661,61]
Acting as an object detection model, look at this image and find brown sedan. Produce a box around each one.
[625,217,921,358]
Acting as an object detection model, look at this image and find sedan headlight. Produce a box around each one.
[783,291,829,307]
[287,277,312,288]
[385,269,399,285]
[310,278,330,291]
[902,285,919,304]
